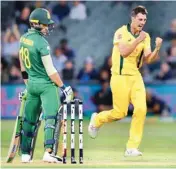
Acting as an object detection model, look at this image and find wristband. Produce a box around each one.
[21,71,28,79]
[60,84,66,90]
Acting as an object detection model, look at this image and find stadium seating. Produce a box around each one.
[47,2,176,71]
[2,2,174,72]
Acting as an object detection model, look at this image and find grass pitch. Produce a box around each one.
[1,119,176,168]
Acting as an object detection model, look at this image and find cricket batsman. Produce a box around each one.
[88,6,163,156]
[19,8,73,163]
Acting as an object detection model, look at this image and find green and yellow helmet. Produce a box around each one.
[29,8,54,35]
[29,8,54,25]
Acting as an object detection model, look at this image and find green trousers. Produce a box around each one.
[21,81,61,154]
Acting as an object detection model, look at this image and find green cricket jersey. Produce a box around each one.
[19,28,51,83]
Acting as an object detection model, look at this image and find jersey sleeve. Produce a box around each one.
[144,33,151,50]
[37,37,50,56]
[113,28,126,45]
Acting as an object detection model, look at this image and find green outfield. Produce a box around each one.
[1,119,176,168]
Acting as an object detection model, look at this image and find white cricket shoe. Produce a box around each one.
[124,148,142,157]
[42,152,62,163]
[21,154,31,163]
[88,113,99,139]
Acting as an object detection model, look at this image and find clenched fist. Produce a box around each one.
[136,31,146,43]
[155,37,163,49]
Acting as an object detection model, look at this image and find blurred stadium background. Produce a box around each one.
[1,1,176,167]
[1,1,176,118]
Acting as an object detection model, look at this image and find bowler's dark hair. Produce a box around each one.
[131,6,148,17]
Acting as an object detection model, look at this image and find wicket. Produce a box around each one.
[63,99,83,164]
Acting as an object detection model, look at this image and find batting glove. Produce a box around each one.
[18,89,27,101]
[60,85,73,103]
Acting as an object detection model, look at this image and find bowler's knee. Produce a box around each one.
[111,108,127,120]
[134,105,147,117]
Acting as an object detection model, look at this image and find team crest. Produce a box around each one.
[47,11,51,19]
[43,9,51,19]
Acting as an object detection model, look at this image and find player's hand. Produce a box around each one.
[61,85,74,103]
[155,37,163,49]
[136,31,146,43]
[18,89,27,101]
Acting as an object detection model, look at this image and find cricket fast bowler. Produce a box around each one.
[19,8,73,163]
[88,6,163,156]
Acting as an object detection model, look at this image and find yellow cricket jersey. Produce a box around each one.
[111,24,151,75]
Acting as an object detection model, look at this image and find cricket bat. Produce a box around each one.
[53,106,63,156]
[6,98,26,163]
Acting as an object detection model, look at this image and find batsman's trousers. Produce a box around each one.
[95,73,147,149]
[21,81,60,154]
